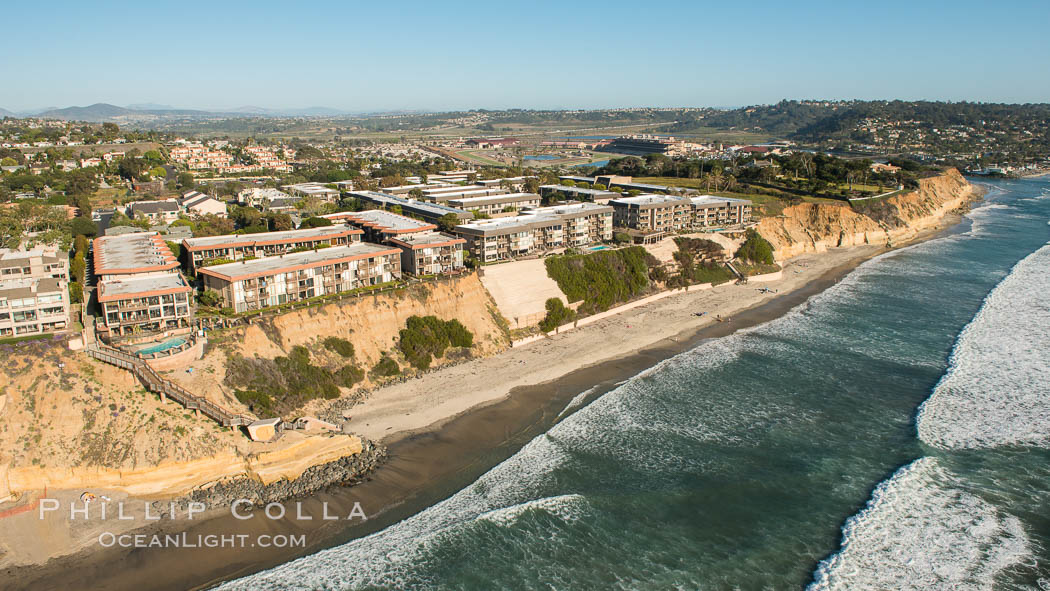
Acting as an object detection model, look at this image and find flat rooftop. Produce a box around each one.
[690,195,753,206]
[610,194,690,206]
[0,277,64,297]
[422,184,487,194]
[98,273,191,302]
[93,233,179,275]
[456,202,611,234]
[540,185,617,196]
[182,224,360,250]
[350,191,472,217]
[448,193,541,206]
[324,209,436,233]
[199,242,401,281]
[389,231,465,248]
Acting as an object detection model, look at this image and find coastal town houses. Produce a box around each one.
[688,196,753,227]
[0,247,70,338]
[197,242,403,313]
[93,233,194,340]
[447,193,542,216]
[320,209,466,275]
[455,202,613,263]
[609,194,692,236]
[181,224,364,273]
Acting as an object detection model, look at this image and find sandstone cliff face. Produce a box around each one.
[170,273,509,414]
[756,169,976,260]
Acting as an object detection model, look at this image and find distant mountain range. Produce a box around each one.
[0,102,358,122]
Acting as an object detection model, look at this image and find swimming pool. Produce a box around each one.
[136,337,187,356]
[589,245,610,251]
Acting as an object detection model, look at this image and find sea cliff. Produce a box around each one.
[757,169,977,260]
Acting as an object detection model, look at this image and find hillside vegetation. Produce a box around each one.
[544,247,655,314]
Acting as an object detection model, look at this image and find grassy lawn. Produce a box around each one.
[0,333,56,345]
[635,176,846,218]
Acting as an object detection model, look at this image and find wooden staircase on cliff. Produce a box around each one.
[85,344,257,429]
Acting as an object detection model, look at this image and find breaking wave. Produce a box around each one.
[809,457,1031,591]
[917,243,1050,449]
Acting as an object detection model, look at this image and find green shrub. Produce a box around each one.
[235,389,274,414]
[323,336,355,358]
[370,356,401,378]
[539,298,574,332]
[397,315,474,370]
[735,229,775,265]
[336,364,364,387]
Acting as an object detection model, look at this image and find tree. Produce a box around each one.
[299,216,333,228]
[70,216,97,237]
[437,213,460,232]
[270,213,293,231]
[176,172,195,189]
[101,122,120,136]
[143,150,164,163]
[198,289,222,307]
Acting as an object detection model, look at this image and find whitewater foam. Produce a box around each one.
[809,457,1031,591]
[917,243,1050,449]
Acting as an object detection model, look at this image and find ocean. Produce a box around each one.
[219,177,1050,590]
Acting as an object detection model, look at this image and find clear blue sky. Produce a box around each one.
[4,0,1049,112]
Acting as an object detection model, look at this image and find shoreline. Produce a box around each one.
[6,216,966,591]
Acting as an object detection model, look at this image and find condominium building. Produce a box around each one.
[477,176,536,191]
[0,247,71,338]
[388,232,466,276]
[181,224,363,272]
[447,193,542,216]
[348,191,474,224]
[0,278,70,338]
[93,233,194,339]
[455,202,613,263]
[421,185,507,202]
[321,210,465,275]
[539,185,619,204]
[0,247,69,283]
[688,196,753,227]
[609,194,692,233]
[198,243,402,313]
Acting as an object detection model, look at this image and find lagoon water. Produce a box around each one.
[221,177,1050,590]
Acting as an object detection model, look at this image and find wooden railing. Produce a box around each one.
[85,344,256,428]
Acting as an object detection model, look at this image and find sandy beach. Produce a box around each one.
[7,217,961,591]
[348,244,884,445]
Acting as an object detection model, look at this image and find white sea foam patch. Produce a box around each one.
[809,457,1031,591]
[475,494,587,527]
[218,329,750,590]
[216,433,579,590]
[965,203,1013,236]
[917,243,1050,449]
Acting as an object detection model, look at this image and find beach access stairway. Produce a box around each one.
[85,343,256,428]
[725,261,747,284]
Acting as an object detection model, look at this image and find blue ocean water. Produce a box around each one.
[221,177,1050,590]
